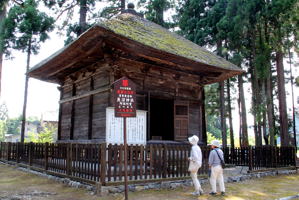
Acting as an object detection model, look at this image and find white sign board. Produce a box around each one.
[106,107,147,145]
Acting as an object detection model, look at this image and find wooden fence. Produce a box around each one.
[0,142,296,185]
[224,146,296,171]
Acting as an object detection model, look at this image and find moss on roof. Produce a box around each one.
[99,13,240,71]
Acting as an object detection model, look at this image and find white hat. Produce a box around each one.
[188,135,199,145]
[211,140,220,147]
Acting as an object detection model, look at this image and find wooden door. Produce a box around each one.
[174,101,189,141]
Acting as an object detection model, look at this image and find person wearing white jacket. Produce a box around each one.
[188,135,203,196]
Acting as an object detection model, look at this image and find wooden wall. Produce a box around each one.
[57,56,205,143]
[58,62,110,142]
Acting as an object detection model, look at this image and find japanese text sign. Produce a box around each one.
[114,77,136,118]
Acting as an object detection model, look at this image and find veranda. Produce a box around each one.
[0,142,296,186]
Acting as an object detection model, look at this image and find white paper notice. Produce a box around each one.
[106,107,147,145]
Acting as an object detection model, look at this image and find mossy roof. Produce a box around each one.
[28,12,242,83]
[98,13,240,72]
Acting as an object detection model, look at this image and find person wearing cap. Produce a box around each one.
[188,135,203,196]
[208,140,225,196]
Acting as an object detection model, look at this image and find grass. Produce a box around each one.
[0,163,298,200]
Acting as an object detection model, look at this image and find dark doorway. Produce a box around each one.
[150,98,174,140]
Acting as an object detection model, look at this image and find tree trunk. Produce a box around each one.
[264,15,276,146]
[276,50,289,146]
[121,0,126,10]
[219,81,227,147]
[238,88,242,147]
[78,0,87,35]
[262,106,268,145]
[227,79,234,148]
[266,75,275,145]
[20,39,32,143]
[288,48,297,148]
[0,4,7,97]
[238,74,248,146]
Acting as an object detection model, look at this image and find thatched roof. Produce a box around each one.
[28,12,243,84]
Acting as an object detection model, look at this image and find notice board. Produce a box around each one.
[106,107,147,145]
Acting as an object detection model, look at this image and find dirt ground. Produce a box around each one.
[0,163,298,200]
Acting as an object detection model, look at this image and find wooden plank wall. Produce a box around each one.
[59,62,110,142]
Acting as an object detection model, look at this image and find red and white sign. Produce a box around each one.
[114,77,136,118]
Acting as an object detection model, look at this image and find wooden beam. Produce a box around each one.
[59,86,110,104]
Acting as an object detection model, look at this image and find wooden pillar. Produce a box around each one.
[70,83,76,140]
[147,91,151,141]
[199,87,207,145]
[66,143,72,176]
[88,77,94,140]
[57,86,63,141]
[100,143,106,185]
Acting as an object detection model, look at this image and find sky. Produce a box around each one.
[1,32,63,120]
[1,1,298,137]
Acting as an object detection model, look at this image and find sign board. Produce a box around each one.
[114,77,136,118]
[106,107,147,145]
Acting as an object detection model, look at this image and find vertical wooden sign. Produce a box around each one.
[113,77,136,200]
[114,77,136,118]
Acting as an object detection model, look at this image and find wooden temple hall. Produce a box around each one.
[28,7,242,145]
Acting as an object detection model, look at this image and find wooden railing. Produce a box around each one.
[0,142,296,185]
[224,146,296,171]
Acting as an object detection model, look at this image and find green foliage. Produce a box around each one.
[0,120,6,142]
[206,115,222,139]
[296,76,299,86]
[64,22,93,45]
[25,124,56,143]
[138,0,174,28]
[6,116,22,135]
[207,131,217,145]
[0,0,54,57]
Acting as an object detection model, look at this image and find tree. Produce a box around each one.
[43,0,122,45]
[0,102,8,141]
[138,0,174,28]
[178,0,230,147]
[6,116,22,135]
[25,124,57,143]
[0,0,9,97]
[1,0,54,142]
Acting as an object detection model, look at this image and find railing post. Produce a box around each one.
[66,143,72,176]
[163,144,167,178]
[16,142,19,163]
[29,142,33,166]
[100,143,106,185]
[45,142,49,170]
[274,146,278,168]
[7,142,11,161]
[248,146,253,171]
